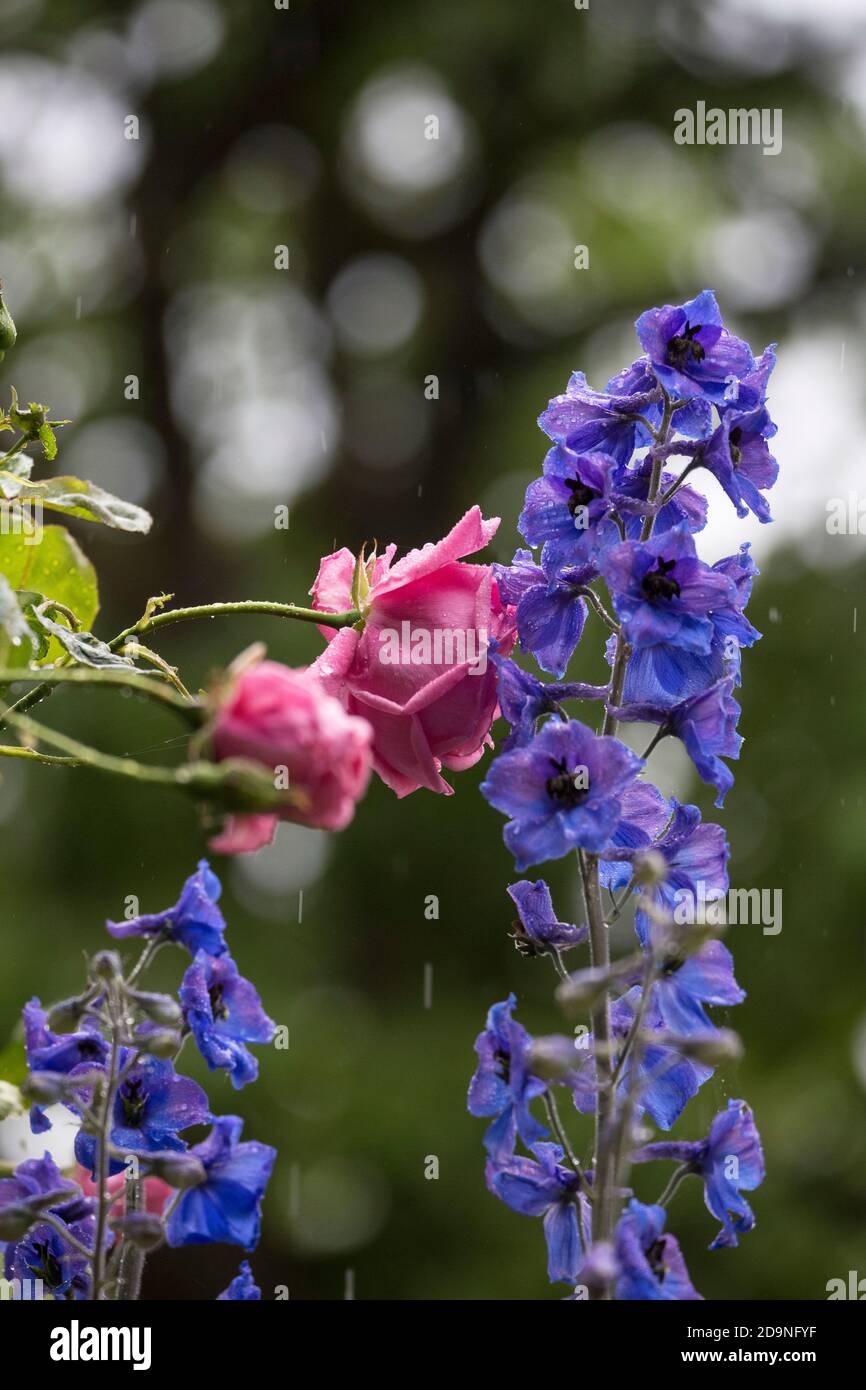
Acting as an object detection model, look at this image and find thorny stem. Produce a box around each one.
[0,600,362,729]
[0,665,201,726]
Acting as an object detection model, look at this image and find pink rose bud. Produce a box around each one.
[207,661,373,854]
[310,506,516,797]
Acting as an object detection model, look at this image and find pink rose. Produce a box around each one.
[310,506,516,797]
[207,661,373,854]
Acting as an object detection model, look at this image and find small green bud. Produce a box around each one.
[129,990,182,1027]
[528,1035,580,1081]
[146,1151,206,1189]
[634,849,668,887]
[0,1080,23,1121]
[0,288,17,357]
[658,1028,743,1066]
[140,1028,182,1059]
[47,995,89,1033]
[109,1210,165,1251]
[90,949,123,983]
[0,1203,36,1241]
[21,1071,66,1104]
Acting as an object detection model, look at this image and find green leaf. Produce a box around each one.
[0,573,35,652]
[0,474,152,533]
[0,525,98,667]
[33,610,135,670]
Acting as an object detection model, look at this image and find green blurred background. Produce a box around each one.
[1,0,865,1299]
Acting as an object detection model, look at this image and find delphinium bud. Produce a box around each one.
[129,990,182,1027]
[146,1151,206,1189]
[109,1211,165,1251]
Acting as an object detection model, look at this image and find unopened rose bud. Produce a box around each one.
[109,1210,165,1251]
[0,288,17,358]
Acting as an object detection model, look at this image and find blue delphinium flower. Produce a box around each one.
[699,405,778,523]
[494,550,591,678]
[481,718,643,870]
[597,779,671,893]
[492,652,607,753]
[165,1115,276,1250]
[518,448,617,574]
[106,860,227,956]
[23,998,109,1134]
[614,677,743,807]
[570,989,712,1130]
[467,995,548,1161]
[180,951,275,1090]
[75,1053,210,1177]
[485,1142,590,1284]
[507,879,587,956]
[608,458,708,542]
[614,1199,702,1300]
[539,361,659,466]
[635,289,754,404]
[1,1155,97,1300]
[601,524,736,657]
[217,1260,262,1300]
[632,1100,764,1250]
[632,799,729,936]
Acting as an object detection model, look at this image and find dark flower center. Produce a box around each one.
[729,425,743,466]
[641,556,680,601]
[77,1038,103,1061]
[565,477,597,517]
[209,982,229,1022]
[493,1047,511,1082]
[660,955,685,976]
[28,1238,64,1290]
[119,1075,149,1127]
[666,321,705,370]
[546,756,589,808]
[646,1237,667,1283]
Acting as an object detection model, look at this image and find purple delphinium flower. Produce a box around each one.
[632,799,729,937]
[106,860,227,956]
[518,448,617,574]
[467,994,548,1161]
[75,1053,210,1177]
[23,998,108,1075]
[607,458,708,543]
[23,998,109,1134]
[538,361,660,466]
[614,1199,702,1300]
[699,405,778,523]
[570,989,712,1130]
[180,951,275,1090]
[507,879,587,956]
[1,1154,97,1299]
[601,525,736,657]
[613,678,743,808]
[492,652,607,753]
[494,550,591,678]
[485,1142,591,1284]
[597,779,671,893]
[632,1099,764,1250]
[635,289,754,404]
[165,1115,276,1250]
[481,718,643,870]
[217,1260,262,1300]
